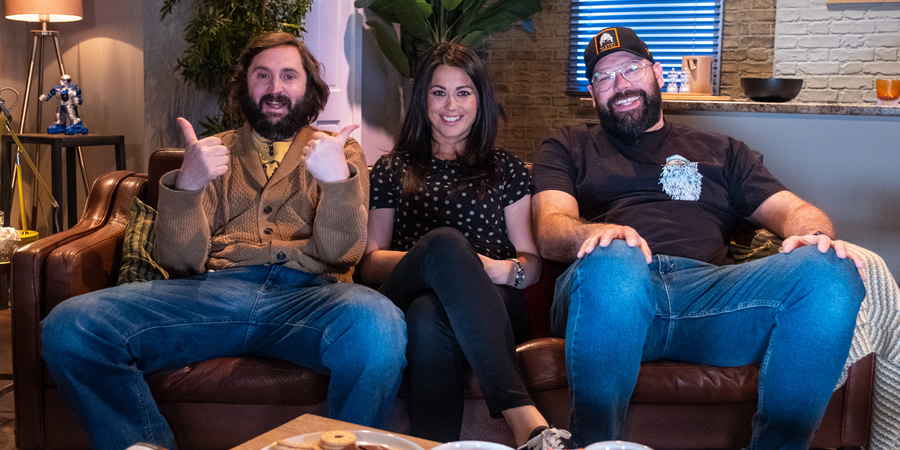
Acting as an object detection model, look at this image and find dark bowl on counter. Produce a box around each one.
[740,77,803,102]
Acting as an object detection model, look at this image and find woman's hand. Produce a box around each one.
[478,254,516,285]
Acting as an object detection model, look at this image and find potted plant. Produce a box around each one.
[160,0,313,135]
[356,0,543,78]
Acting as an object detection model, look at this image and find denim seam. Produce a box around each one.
[658,259,676,356]
[567,260,585,437]
[674,301,783,319]
[133,362,158,444]
[251,320,328,343]
[245,266,277,351]
[750,302,786,450]
[119,319,251,344]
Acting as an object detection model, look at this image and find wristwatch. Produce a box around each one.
[509,258,525,288]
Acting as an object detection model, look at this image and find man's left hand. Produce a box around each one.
[302,124,359,182]
[782,233,866,282]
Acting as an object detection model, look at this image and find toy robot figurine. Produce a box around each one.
[38,74,88,135]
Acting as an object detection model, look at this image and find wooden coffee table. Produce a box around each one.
[231,414,442,450]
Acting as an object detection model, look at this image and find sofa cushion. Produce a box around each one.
[145,356,329,405]
[116,197,169,285]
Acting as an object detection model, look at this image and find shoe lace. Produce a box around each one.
[540,428,573,450]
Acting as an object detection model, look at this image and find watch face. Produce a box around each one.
[509,258,524,287]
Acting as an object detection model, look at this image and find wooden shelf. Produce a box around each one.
[662,93,733,101]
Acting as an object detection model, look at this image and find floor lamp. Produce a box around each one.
[5,0,83,134]
[5,0,86,232]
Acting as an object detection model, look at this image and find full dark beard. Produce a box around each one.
[240,92,316,141]
[595,83,663,141]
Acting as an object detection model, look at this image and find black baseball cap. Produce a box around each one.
[583,27,654,81]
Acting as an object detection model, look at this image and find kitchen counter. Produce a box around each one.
[661,99,900,117]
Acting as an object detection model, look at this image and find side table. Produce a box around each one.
[1,133,126,232]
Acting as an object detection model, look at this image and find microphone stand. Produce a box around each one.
[0,97,59,241]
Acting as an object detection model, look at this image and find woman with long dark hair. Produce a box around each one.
[359,42,570,449]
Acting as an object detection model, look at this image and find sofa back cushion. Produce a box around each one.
[116,197,169,285]
[148,149,186,209]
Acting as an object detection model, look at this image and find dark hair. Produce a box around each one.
[390,42,499,198]
[229,32,329,126]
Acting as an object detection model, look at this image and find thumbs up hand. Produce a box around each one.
[302,124,359,183]
[175,117,230,191]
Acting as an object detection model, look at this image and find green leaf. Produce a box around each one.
[392,0,433,41]
[457,30,485,49]
[455,0,486,34]
[440,0,463,12]
[416,0,433,16]
[160,0,179,19]
[198,114,228,137]
[367,20,411,78]
[466,0,542,35]
[362,0,399,24]
[460,0,486,16]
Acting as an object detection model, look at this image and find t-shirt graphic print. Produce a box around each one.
[659,154,702,201]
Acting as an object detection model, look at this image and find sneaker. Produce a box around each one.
[517,427,574,450]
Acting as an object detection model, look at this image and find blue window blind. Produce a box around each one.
[568,0,723,95]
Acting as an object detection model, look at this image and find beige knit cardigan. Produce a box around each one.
[155,124,369,283]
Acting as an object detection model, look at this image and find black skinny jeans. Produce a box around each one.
[379,227,531,442]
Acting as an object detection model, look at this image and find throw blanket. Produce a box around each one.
[840,243,900,450]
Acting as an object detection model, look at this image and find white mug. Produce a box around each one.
[431,441,515,450]
[585,441,653,450]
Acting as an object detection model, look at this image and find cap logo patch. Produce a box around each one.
[597,30,620,52]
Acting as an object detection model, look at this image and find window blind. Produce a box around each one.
[567,0,723,95]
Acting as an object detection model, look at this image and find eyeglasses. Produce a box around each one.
[590,61,652,91]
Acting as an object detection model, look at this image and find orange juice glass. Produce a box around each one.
[875,79,900,105]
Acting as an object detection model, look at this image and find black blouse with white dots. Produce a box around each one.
[369,150,533,260]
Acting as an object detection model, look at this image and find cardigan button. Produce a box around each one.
[263,205,272,214]
[276,252,286,260]
[264,228,273,235]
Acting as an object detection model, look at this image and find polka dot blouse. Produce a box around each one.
[369,150,533,260]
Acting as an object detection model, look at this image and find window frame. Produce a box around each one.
[567,0,724,96]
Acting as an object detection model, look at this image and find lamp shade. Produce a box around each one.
[5,0,83,22]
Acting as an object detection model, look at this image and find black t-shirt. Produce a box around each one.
[533,120,786,265]
[369,150,533,259]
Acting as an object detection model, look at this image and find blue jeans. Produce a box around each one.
[550,241,865,449]
[41,265,407,450]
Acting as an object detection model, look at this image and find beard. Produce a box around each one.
[595,82,663,141]
[239,91,318,141]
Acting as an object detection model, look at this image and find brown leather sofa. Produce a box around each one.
[12,149,875,449]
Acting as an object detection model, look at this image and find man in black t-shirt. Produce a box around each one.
[532,26,867,449]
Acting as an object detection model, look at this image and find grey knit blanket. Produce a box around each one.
[840,243,900,450]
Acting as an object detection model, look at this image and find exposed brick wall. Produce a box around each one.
[479,0,587,161]
[481,0,778,160]
[721,0,777,96]
[775,0,900,103]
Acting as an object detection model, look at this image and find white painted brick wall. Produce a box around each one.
[775,0,900,103]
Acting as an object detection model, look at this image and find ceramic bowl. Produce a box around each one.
[740,77,803,102]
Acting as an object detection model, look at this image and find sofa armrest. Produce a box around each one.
[12,170,147,450]
[44,172,148,309]
[841,352,876,446]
